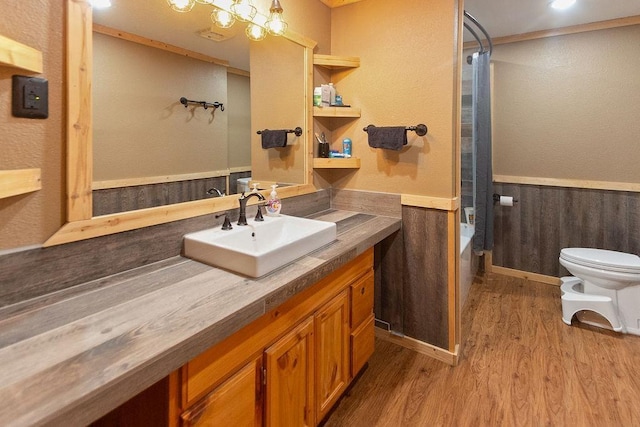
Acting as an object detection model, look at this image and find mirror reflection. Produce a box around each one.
[91,0,300,215]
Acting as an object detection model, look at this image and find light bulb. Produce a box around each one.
[246,23,267,41]
[231,0,257,22]
[266,11,287,35]
[211,9,235,28]
[167,0,195,13]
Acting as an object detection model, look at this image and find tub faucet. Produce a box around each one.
[237,192,265,226]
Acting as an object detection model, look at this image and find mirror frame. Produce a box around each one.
[45,0,316,246]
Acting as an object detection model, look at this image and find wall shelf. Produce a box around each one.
[313,54,360,70]
[0,35,43,73]
[313,158,361,169]
[0,168,42,199]
[313,106,361,118]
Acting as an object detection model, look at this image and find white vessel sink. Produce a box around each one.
[183,215,337,277]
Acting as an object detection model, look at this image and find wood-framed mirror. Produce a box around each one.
[45,0,316,246]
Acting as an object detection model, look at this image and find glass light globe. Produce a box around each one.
[167,0,195,13]
[231,0,257,22]
[211,9,235,28]
[266,11,287,36]
[246,23,267,41]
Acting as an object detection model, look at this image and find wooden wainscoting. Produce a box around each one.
[493,182,640,278]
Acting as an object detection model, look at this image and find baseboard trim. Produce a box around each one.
[490,265,561,286]
[374,327,459,367]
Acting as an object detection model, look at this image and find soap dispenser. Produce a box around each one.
[266,184,281,216]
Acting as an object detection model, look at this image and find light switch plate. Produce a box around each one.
[12,75,48,119]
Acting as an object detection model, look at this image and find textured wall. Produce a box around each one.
[93,33,229,180]
[0,1,65,250]
[325,0,459,198]
[227,73,251,170]
[492,25,640,183]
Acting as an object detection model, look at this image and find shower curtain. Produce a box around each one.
[472,51,493,253]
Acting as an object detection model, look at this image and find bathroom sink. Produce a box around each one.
[183,215,337,277]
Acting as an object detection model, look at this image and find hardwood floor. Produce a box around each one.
[323,273,640,426]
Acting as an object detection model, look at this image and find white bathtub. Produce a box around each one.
[460,223,476,308]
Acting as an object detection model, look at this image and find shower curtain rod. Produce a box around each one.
[464,11,493,56]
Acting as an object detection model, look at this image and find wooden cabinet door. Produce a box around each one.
[265,316,315,427]
[181,355,262,427]
[315,289,350,422]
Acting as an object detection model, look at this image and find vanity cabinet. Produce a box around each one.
[181,356,263,427]
[174,248,374,426]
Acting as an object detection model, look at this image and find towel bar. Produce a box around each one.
[179,97,224,111]
[363,124,427,136]
[257,127,302,137]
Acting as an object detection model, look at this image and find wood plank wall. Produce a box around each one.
[93,172,252,216]
[0,190,330,307]
[401,206,450,349]
[493,183,640,277]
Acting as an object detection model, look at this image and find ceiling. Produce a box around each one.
[93,0,640,71]
[464,0,640,41]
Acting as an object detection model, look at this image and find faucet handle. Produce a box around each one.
[215,212,233,230]
[255,203,266,222]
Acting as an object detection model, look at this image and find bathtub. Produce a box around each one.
[460,223,477,308]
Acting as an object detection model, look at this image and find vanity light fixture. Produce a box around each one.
[550,0,576,10]
[167,0,195,13]
[231,0,257,22]
[211,8,235,28]
[170,0,287,40]
[265,0,287,36]
[246,23,267,41]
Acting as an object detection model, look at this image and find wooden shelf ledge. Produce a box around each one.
[313,106,361,118]
[314,54,360,69]
[0,35,43,73]
[0,168,42,199]
[313,158,361,169]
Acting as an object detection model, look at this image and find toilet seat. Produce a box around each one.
[560,248,640,274]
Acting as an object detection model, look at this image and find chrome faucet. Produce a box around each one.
[237,192,265,226]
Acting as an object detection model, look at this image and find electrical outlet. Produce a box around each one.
[12,75,48,119]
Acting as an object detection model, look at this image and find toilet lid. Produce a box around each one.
[561,248,640,273]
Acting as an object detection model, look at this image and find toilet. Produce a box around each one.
[559,248,640,335]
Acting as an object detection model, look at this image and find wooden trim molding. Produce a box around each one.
[228,166,252,174]
[0,169,42,199]
[92,170,231,190]
[45,183,315,246]
[375,328,459,367]
[93,24,230,67]
[489,263,561,286]
[67,0,93,222]
[0,34,43,73]
[493,175,640,193]
[401,194,459,211]
[318,0,364,8]
[464,15,640,50]
[447,211,458,353]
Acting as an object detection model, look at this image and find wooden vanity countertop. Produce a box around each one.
[0,210,400,427]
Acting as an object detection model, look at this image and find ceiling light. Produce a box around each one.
[246,23,267,41]
[211,9,235,28]
[89,0,112,8]
[265,0,287,36]
[231,0,257,22]
[550,0,576,10]
[167,0,195,13]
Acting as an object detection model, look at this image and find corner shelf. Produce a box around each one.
[0,168,42,199]
[0,34,43,73]
[313,158,361,169]
[313,106,361,118]
[313,54,360,70]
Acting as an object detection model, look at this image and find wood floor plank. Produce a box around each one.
[323,273,640,426]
